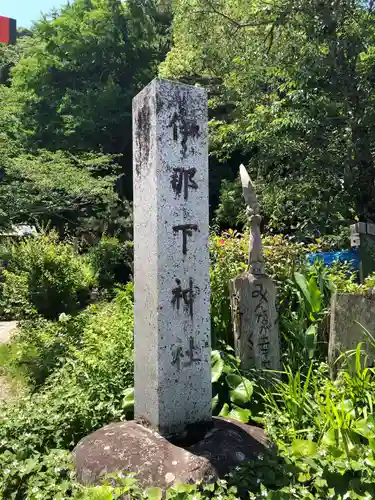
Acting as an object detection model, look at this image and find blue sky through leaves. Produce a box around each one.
[1,0,68,29]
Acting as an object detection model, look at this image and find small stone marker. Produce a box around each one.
[133,78,211,437]
[350,222,375,282]
[229,165,281,373]
[329,292,375,377]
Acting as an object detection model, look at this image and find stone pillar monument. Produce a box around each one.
[132,78,211,437]
[73,82,267,491]
[229,165,281,372]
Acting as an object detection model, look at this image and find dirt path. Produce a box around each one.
[0,321,18,344]
[0,321,18,402]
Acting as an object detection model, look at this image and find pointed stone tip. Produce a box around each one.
[239,164,251,187]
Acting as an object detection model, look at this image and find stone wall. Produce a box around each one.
[329,293,375,375]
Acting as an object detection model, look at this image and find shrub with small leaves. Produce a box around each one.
[88,235,133,292]
[0,231,97,319]
[0,286,134,496]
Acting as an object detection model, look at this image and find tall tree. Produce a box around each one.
[161,0,375,237]
[10,0,171,154]
[0,0,172,236]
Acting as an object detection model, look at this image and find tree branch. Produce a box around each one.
[192,0,306,39]
[192,7,275,30]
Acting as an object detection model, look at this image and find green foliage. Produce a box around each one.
[0,0,169,238]
[89,236,133,292]
[2,263,375,498]
[210,230,247,345]
[211,348,253,423]
[279,264,332,370]
[3,313,87,387]
[0,449,76,500]
[209,231,324,347]
[76,476,238,500]
[9,0,170,154]
[0,270,35,320]
[0,286,134,497]
[5,0,375,496]
[0,232,97,319]
[214,179,246,229]
[0,149,130,238]
[256,354,375,499]
[161,0,375,234]
[209,229,375,369]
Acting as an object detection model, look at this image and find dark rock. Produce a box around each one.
[188,417,268,477]
[73,417,268,489]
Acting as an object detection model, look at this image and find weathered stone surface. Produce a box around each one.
[359,233,375,282]
[73,418,268,489]
[188,417,267,477]
[229,273,280,372]
[349,223,375,281]
[132,78,211,437]
[366,223,375,236]
[329,292,375,376]
[357,222,367,234]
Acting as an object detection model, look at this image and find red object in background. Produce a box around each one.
[0,16,17,45]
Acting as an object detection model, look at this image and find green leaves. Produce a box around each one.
[211,350,224,382]
[122,387,134,418]
[353,416,375,440]
[291,439,318,458]
[162,0,374,236]
[226,374,254,405]
[293,272,322,320]
[0,149,130,239]
[0,232,97,320]
[146,487,163,500]
[0,0,171,238]
[226,405,252,423]
[8,0,169,154]
[211,350,254,423]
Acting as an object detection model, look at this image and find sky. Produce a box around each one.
[1,0,69,29]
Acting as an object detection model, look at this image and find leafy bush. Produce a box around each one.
[89,236,133,292]
[0,285,134,497]
[210,231,318,346]
[4,283,134,389]
[0,232,97,319]
[3,229,375,499]
[77,476,239,499]
[279,265,334,370]
[210,230,248,346]
[256,352,375,499]
[210,230,375,368]
[3,280,375,498]
[3,313,88,387]
[211,348,254,423]
[0,270,36,320]
[0,242,11,265]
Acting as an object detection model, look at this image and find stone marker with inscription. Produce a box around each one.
[229,165,281,373]
[73,80,267,490]
[132,78,211,437]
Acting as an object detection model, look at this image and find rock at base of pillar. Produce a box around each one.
[73,417,268,490]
